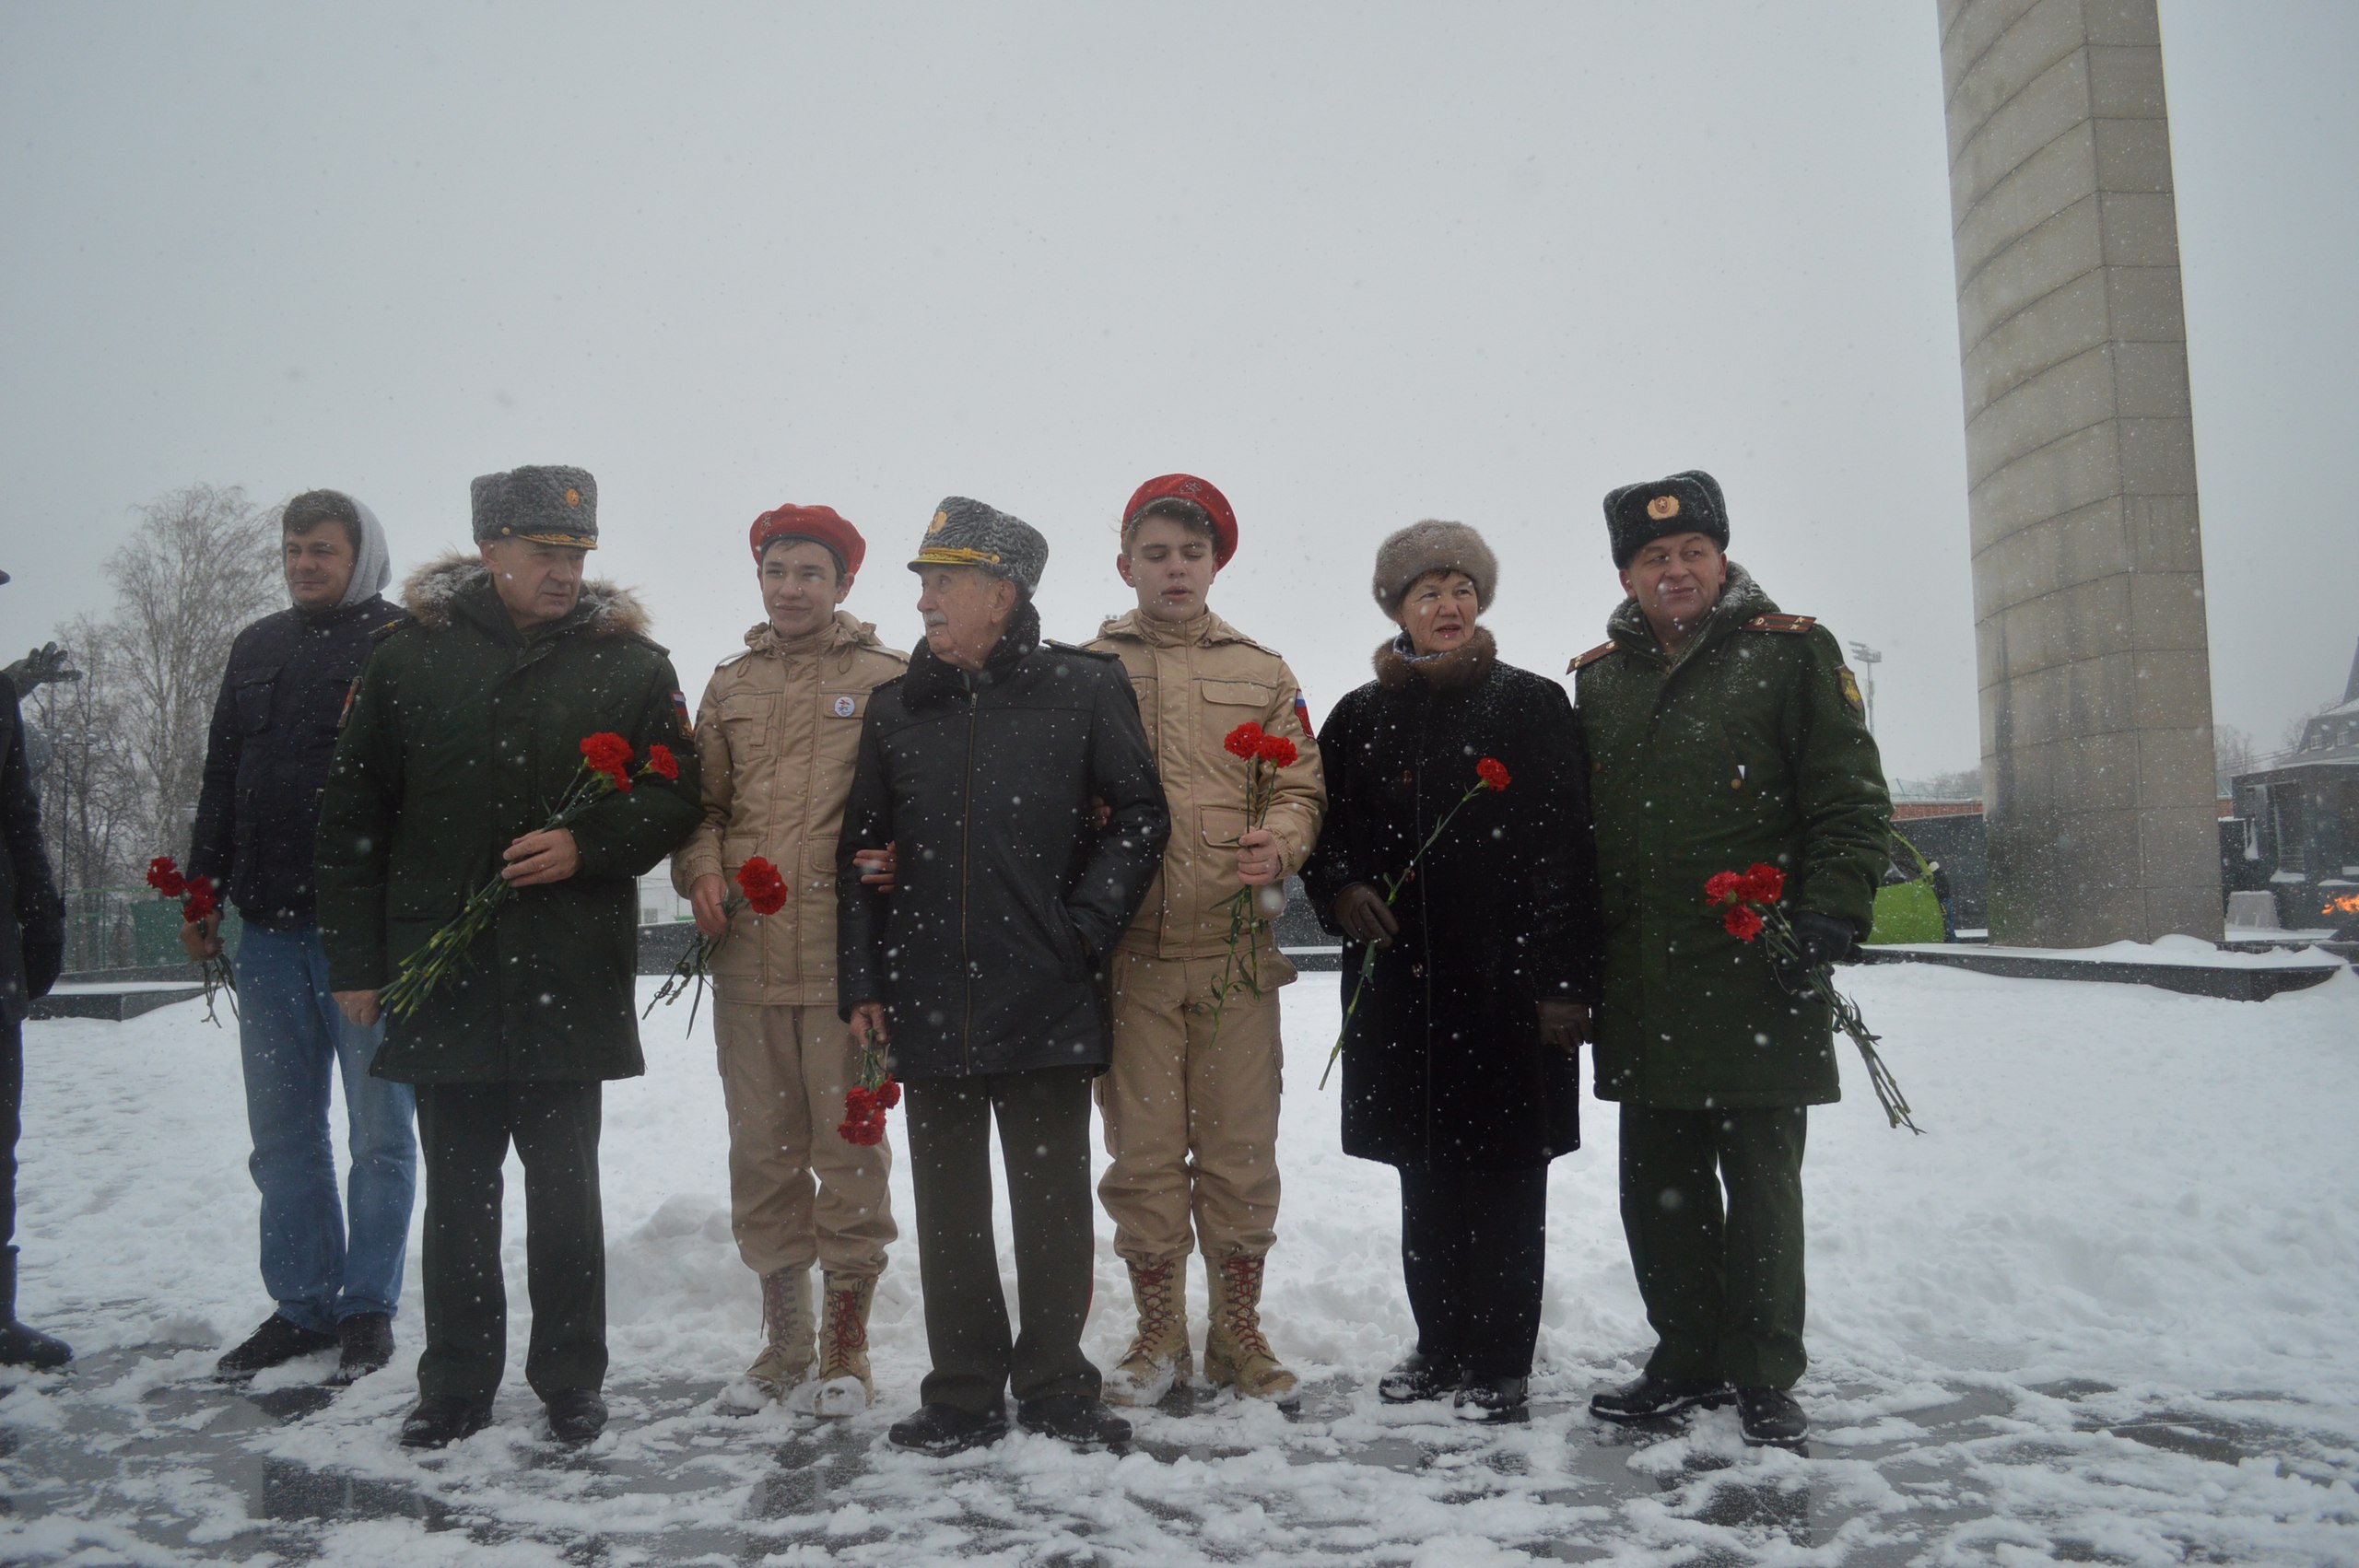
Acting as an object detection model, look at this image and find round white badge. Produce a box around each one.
[833,696,857,718]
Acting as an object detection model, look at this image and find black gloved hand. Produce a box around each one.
[1332,883,1402,949]
[1535,998,1589,1052]
[24,941,63,1000]
[3,643,81,695]
[1772,911,1858,998]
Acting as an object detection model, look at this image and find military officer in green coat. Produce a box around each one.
[317,465,701,1449]
[1569,470,1890,1447]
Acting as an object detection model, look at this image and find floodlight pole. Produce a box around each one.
[1847,641,1882,735]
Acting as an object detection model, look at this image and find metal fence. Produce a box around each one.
[60,887,243,974]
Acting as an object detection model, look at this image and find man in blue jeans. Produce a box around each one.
[186,490,418,1385]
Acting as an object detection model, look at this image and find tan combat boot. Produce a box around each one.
[1203,1248,1297,1402]
[809,1272,876,1418]
[733,1267,815,1410]
[1102,1258,1191,1407]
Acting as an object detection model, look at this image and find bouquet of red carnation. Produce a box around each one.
[381,734,679,1021]
[1205,721,1304,1043]
[1707,861,1920,1133]
[838,1028,901,1147]
[147,855,237,1025]
[1321,758,1511,1089]
[644,854,788,1026]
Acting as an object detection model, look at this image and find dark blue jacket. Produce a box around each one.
[190,596,403,928]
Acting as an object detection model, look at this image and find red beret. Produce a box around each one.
[749,504,865,576]
[1122,473,1238,567]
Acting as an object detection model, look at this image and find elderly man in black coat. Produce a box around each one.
[838,497,1168,1456]
[0,568,71,1369]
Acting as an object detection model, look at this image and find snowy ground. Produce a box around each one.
[5,961,2358,1565]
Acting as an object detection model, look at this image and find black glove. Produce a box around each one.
[1332,883,1402,949]
[23,941,63,1000]
[1535,998,1589,1052]
[1773,911,1858,997]
[3,643,81,695]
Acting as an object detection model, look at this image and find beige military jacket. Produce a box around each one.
[1086,609,1327,968]
[675,612,909,1007]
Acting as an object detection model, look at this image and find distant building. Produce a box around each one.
[2231,638,2359,926]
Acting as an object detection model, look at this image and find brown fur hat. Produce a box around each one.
[1371,520,1498,613]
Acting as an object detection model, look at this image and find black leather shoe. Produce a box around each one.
[329,1313,394,1385]
[1378,1352,1463,1404]
[1736,1387,1808,1446]
[887,1402,1009,1456]
[1452,1375,1531,1422]
[215,1315,338,1382]
[0,1248,73,1369]
[545,1389,608,1445]
[399,1395,495,1449]
[1016,1394,1131,1450]
[1589,1374,1732,1422]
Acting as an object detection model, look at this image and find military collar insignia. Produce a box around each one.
[1742,614,1817,634]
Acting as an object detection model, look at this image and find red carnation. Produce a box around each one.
[735,855,789,916]
[876,1075,901,1110]
[581,731,635,789]
[147,856,187,898]
[646,743,681,781]
[1705,870,1743,906]
[1225,722,1266,759]
[838,1104,887,1146]
[1724,904,1765,942]
[182,875,220,924]
[1476,757,1512,792]
[1257,733,1298,767]
[1739,863,1786,905]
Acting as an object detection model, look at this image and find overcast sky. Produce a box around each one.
[2,2,2353,780]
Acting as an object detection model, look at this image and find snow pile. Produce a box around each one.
[5,962,2357,1563]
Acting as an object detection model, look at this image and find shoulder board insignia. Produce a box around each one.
[370,613,417,643]
[1047,640,1121,662]
[1567,642,1619,674]
[1743,614,1817,635]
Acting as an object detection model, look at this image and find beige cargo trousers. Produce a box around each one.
[712,1001,895,1279]
[1096,950,1286,1266]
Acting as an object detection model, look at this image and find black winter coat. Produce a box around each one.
[836,602,1169,1082]
[2,676,65,1026]
[1302,631,1602,1172]
[191,596,404,927]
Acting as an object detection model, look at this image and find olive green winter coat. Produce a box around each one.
[316,556,702,1083]
[1572,563,1890,1109]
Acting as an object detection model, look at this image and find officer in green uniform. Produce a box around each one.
[316,465,701,1450]
[1569,470,1890,1446]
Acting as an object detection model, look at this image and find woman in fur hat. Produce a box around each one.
[1301,520,1602,1422]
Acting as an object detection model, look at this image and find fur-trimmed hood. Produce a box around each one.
[1373,625,1498,693]
[400,552,652,641]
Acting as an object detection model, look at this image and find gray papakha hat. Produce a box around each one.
[471,464,599,549]
[908,495,1049,596]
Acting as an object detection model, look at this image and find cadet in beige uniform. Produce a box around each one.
[675,505,905,1414]
[1086,474,1326,1405]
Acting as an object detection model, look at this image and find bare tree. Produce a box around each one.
[33,484,282,892]
[2213,723,2257,787]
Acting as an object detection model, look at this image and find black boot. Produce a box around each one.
[215,1313,339,1382]
[399,1395,495,1449]
[887,1401,1009,1456]
[544,1389,607,1445]
[1589,1373,1732,1422]
[1452,1375,1530,1423]
[1378,1352,1462,1404]
[330,1313,394,1385]
[1736,1387,1808,1447]
[1016,1394,1131,1450]
[0,1247,72,1370]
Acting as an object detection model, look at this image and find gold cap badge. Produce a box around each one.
[564,487,581,507]
[1647,494,1681,521]
[928,509,949,534]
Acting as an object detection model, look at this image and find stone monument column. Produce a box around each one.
[1939,0,2222,944]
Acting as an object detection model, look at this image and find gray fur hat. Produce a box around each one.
[471,464,599,549]
[909,496,1049,597]
[1371,520,1498,613]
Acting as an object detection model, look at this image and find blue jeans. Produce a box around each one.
[237,922,417,1331]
